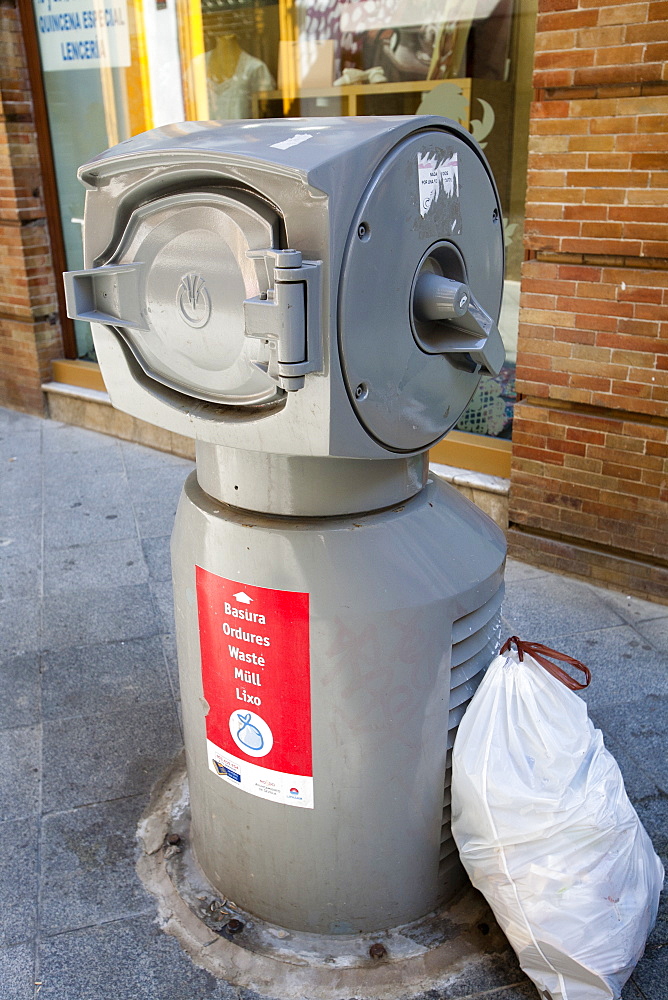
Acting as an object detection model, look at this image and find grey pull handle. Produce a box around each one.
[413,273,505,376]
[413,273,471,321]
[63,263,147,331]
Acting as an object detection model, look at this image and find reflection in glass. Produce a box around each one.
[206,33,275,119]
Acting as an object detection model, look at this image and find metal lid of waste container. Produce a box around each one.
[70,189,283,406]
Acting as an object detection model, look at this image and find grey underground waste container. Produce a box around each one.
[64,116,507,936]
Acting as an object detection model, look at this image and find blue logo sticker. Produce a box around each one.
[213,760,241,782]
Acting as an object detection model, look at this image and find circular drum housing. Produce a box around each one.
[339,127,504,453]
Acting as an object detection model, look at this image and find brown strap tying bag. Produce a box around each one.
[500,636,591,691]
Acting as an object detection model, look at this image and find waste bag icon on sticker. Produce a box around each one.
[237,712,264,750]
[229,709,273,758]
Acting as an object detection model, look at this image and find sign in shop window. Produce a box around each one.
[33,0,130,71]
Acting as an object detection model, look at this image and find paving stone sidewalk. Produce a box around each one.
[1,405,666,1000]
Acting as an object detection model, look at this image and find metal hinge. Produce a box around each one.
[243,249,322,392]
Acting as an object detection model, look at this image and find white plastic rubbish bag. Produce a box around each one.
[452,636,664,1000]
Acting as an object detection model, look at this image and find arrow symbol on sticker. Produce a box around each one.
[233,591,253,604]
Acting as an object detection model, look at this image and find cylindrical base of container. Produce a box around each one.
[171,470,505,934]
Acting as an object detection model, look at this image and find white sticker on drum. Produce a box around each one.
[271,133,314,150]
[418,152,460,219]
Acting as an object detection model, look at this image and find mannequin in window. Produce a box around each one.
[206,33,275,120]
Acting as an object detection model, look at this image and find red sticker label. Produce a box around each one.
[196,566,313,807]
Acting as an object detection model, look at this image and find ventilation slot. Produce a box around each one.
[438,585,503,880]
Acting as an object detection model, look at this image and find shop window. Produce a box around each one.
[31,0,185,358]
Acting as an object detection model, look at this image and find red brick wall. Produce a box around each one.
[0,1,63,414]
[518,261,667,414]
[510,0,668,600]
